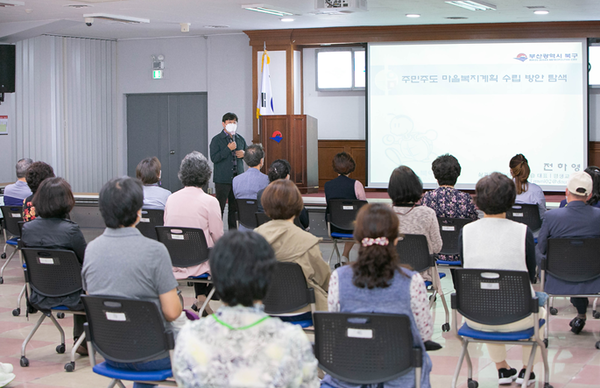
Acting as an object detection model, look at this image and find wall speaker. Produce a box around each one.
[0,45,16,93]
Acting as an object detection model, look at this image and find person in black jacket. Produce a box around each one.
[21,177,88,355]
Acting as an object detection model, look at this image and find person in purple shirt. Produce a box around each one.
[232,144,269,200]
[3,158,33,206]
[536,171,600,335]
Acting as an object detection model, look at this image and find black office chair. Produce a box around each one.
[451,269,550,388]
[155,226,214,315]
[82,295,177,387]
[506,204,542,234]
[326,199,368,266]
[396,234,450,332]
[1,205,23,283]
[236,199,259,229]
[541,238,600,349]
[135,209,164,240]
[263,262,316,328]
[20,248,87,372]
[436,217,474,265]
[314,312,423,387]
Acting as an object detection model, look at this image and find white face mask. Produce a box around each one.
[225,123,237,135]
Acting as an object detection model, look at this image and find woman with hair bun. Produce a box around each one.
[322,203,433,388]
[509,154,546,219]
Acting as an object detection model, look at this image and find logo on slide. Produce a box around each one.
[514,53,528,62]
[270,131,283,143]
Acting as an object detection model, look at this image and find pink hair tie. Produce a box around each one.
[361,237,389,247]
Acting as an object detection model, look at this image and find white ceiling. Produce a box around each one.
[0,0,599,41]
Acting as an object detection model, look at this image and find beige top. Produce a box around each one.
[255,219,331,311]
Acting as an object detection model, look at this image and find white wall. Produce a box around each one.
[116,34,252,189]
[0,93,15,183]
[303,47,365,140]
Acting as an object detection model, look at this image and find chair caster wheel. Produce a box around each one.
[550,307,558,315]
[593,311,600,319]
[429,295,436,302]
[467,378,478,388]
[64,362,75,372]
[543,339,548,348]
[12,308,20,316]
[20,356,29,367]
[56,344,65,354]
[442,323,450,332]
[544,383,553,388]
[596,341,600,350]
[1,253,5,259]
[56,312,65,319]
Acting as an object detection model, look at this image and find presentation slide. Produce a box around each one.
[367,40,587,191]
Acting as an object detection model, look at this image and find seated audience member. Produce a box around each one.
[460,172,540,385]
[232,143,269,199]
[257,159,309,229]
[82,177,181,388]
[21,177,87,354]
[388,166,442,281]
[173,231,319,388]
[136,157,171,210]
[164,151,223,314]
[324,152,367,263]
[323,203,432,388]
[421,154,478,261]
[22,161,55,221]
[510,154,546,219]
[559,166,600,208]
[255,180,330,311]
[3,158,33,206]
[536,171,600,335]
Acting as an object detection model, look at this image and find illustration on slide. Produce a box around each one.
[382,115,437,165]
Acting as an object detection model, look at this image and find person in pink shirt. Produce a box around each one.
[164,151,224,314]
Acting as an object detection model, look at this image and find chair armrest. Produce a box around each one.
[450,293,457,310]
[412,347,423,368]
[540,258,547,270]
[530,297,539,313]
[307,288,316,304]
[83,323,97,367]
[165,330,175,351]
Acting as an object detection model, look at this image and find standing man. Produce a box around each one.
[210,112,247,229]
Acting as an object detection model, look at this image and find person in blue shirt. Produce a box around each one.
[3,158,33,206]
[232,143,269,200]
[136,157,171,210]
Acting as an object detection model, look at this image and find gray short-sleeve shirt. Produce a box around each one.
[82,227,178,326]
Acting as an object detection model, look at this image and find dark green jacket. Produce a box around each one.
[209,130,247,184]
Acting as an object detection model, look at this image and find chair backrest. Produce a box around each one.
[21,248,82,298]
[545,238,600,282]
[263,262,316,314]
[395,234,433,273]
[155,226,209,268]
[314,312,421,385]
[452,269,534,326]
[506,204,542,231]
[136,209,164,240]
[1,205,23,237]
[82,295,174,364]
[437,217,474,256]
[236,199,258,229]
[326,199,368,232]
[255,212,305,230]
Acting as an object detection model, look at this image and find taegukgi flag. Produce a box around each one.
[257,50,274,118]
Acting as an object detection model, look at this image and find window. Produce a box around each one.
[316,47,365,91]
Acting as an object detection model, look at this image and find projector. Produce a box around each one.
[314,0,368,13]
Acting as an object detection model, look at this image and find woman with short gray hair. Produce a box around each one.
[164,151,224,314]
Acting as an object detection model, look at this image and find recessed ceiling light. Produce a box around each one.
[281,18,294,22]
[445,16,468,19]
[445,1,496,11]
[203,25,229,29]
[405,14,420,18]
[242,4,293,17]
[534,10,549,15]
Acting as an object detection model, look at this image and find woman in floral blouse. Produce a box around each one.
[22,161,55,222]
[173,230,319,388]
[421,154,479,261]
